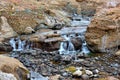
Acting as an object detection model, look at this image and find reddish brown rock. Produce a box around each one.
[0,16,17,38]
[85,2,120,52]
[71,38,82,50]
[0,55,29,80]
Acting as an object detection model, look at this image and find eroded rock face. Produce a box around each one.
[0,16,17,51]
[85,1,120,52]
[21,29,63,51]
[0,16,17,38]
[0,55,29,80]
[0,0,81,34]
[76,0,107,16]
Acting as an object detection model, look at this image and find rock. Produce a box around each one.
[31,50,37,56]
[0,43,12,52]
[52,54,62,62]
[49,75,61,80]
[5,11,39,35]
[30,71,48,80]
[97,76,119,80]
[62,55,72,64]
[85,2,120,52]
[93,69,99,74]
[0,55,29,80]
[0,71,17,80]
[76,0,84,2]
[71,37,82,50]
[85,70,93,75]
[24,27,35,34]
[107,76,119,80]
[21,29,62,51]
[0,16,17,38]
[73,69,82,77]
[115,50,120,55]
[78,0,107,16]
[44,15,56,28]
[62,72,69,77]
[0,16,17,51]
[93,74,99,78]
[81,74,89,80]
[35,24,48,30]
[65,66,76,73]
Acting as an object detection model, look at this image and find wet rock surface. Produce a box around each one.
[8,49,120,80]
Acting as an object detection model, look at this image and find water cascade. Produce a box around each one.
[9,37,32,51]
[59,15,91,55]
[59,34,76,55]
[81,41,90,54]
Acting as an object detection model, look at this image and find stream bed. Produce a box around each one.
[3,15,120,80]
[7,49,120,80]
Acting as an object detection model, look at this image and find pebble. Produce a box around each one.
[93,74,99,78]
[81,74,89,80]
[93,69,99,74]
[85,70,93,75]
[62,72,69,77]
[73,69,82,76]
[30,71,48,80]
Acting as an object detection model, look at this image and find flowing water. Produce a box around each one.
[59,34,76,55]
[9,37,32,51]
[59,15,91,55]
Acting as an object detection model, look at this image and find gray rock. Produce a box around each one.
[81,74,89,80]
[62,72,69,77]
[30,71,48,80]
[93,69,99,74]
[93,74,99,78]
[0,71,17,80]
[85,70,93,75]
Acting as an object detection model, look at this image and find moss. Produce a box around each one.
[65,66,76,73]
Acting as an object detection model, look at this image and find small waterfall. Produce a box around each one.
[59,33,90,55]
[59,15,91,55]
[81,41,90,54]
[9,37,32,51]
[59,35,76,54]
[9,38,16,51]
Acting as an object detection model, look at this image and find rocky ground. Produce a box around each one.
[0,0,120,80]
[6,49,120,80]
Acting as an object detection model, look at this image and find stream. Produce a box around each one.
[6,15,120,80]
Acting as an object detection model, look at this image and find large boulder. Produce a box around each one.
[85,0,120,52]
[0,55,29,80]
[76,0,107,16]
[0,16,17,51]
[0,0,81,34]
[21,29,64,51]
